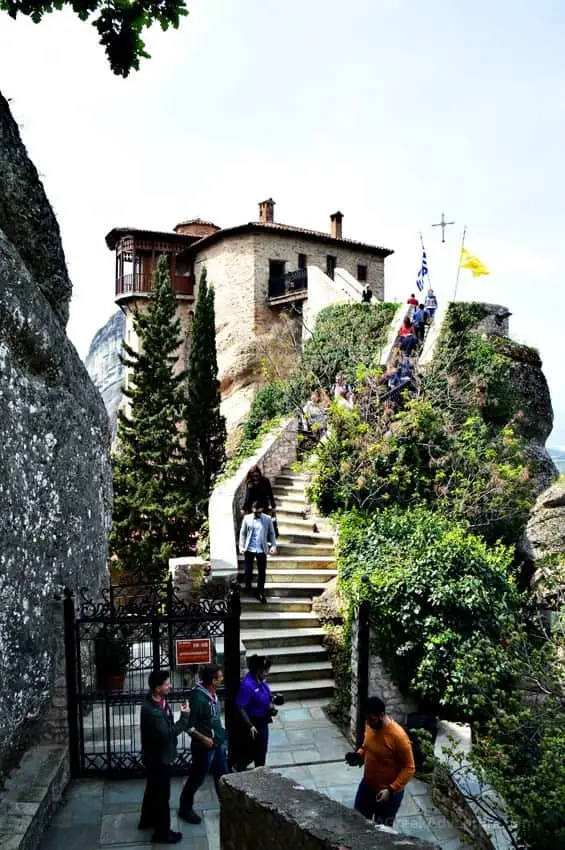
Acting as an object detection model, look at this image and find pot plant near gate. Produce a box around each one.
[94,626,131,692]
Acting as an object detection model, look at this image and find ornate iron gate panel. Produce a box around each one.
[64,577,241,777]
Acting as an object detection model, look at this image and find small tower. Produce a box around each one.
[105,221,217,384]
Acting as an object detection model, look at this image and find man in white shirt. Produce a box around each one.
[239,501,277,604]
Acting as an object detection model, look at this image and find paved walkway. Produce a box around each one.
[39,699,464,849]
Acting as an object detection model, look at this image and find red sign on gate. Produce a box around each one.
[175,638,212,667]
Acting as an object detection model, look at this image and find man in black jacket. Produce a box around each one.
[139,670,190,845]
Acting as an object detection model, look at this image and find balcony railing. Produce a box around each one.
[116,273,195,298]
[268,268,308,301]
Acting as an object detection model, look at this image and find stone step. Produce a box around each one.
[278,468,310,480]
[248,643,329,665]
[242,595,315,613]
[267,660,334,683]
[250,568,338,583]
[276,528,333,544]
[239,555,335,570]
[275,505,316,519]
[241,627,326,648]
[240,610,321,630]
[273,476,309,489]
[276,542,334,557]
[271,678,334,701]
[263,582,329,598]
[276,517,332,535]
[273,487,306,501]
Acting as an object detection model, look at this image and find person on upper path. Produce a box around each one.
[412,303,430,344]
[242,465,276,517]
[407,293,419,307]
[424,288,438,317]
[139,670,191,845]
[398,317,419,357]
[239,500,277,603]
[345,695,415,827]
[178,664,227,825]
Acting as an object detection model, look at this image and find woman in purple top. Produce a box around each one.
[234,655,283,770]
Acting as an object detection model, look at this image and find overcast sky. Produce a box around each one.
[1,0,564,444]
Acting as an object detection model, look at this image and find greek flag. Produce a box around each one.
[416,250,428,292]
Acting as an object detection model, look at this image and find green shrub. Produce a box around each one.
[310,399,532,544]
[337,506,520,719]
[243,382,288,441]
[300,302,397,391]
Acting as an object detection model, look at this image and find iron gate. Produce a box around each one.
[63,576,241,777]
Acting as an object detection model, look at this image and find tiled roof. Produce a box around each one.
[188,221,393,257]
[106,221,394,258]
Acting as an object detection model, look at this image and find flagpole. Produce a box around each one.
[418,231,431,289]
[452,226,467,302]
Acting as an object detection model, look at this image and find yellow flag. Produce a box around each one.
[460,248,490,277]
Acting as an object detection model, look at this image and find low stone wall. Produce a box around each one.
[219,768,439,850]
[0,744,69,850]
[432,720,517,850]
[209,418,299,578]
[350,609,417,741]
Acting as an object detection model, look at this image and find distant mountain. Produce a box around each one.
[84,310,125,440]
[548,446,565,473]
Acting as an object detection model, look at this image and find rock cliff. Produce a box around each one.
[0,91,111,773]
[84,310,125,440]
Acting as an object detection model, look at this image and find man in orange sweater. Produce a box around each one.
[346,696,415,826]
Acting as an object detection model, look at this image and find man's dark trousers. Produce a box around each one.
[180,744,227,812]
[140,762,171,836]
[244,551,267,594]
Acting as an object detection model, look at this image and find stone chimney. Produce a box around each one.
[259,198,275,224]
[330,211,343,240]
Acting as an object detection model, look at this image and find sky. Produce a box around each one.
[0,0,564,444]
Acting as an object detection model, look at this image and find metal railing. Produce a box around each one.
[116,273,195,298]
[268,268,308,300]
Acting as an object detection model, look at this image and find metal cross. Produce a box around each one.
[432,212,455,243]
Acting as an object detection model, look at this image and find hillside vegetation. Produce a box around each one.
[303,302,563,850]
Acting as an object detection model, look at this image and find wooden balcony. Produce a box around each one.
[116,273,195,300]
[267,269,308,305]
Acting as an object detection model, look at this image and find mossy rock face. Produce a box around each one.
[521,481,565,564]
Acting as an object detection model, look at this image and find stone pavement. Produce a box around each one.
[39,699,464,849]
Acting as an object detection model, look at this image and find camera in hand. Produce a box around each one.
[345,751,363,767]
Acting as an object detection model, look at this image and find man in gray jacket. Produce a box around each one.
[139,670,190,844]
[239,500,277,603]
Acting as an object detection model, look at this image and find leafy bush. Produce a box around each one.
[310,399,532,544]
[337,506,520,719]
[243,382,288,441]
[300,301,397,391]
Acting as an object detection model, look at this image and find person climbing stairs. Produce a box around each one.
[238,467,336,702]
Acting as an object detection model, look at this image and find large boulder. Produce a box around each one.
[0,92,111,772]
[520,481,565,563]
[312,576,345,620]
[84,310,125,441]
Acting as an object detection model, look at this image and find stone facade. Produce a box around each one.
[192,230,385,431]
[350,609,417,741]
[219,769,439,850]
[193,235,258,431]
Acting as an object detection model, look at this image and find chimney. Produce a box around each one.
[259,198,275,224]
[330,211,343,240]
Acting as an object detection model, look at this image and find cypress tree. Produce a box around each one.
[186,267,227,500]
[110,255,197,581]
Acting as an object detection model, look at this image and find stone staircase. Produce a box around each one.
[238,466,336,702]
